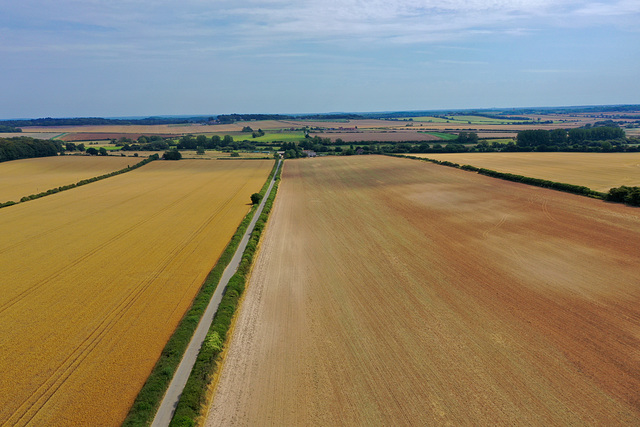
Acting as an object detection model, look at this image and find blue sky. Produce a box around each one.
[1,0,638,119]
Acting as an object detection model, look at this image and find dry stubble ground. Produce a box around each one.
[0,159,272,426]
[206,155,640,426]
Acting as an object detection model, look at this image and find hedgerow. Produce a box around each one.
[122,159,279,427]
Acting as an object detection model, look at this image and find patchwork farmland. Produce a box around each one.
[413,152,640,192]
[206,156,640,425]
[0,156,136,203]
[0,159,272,426]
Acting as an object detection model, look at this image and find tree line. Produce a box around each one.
[0,117,210,128]
[0,137,62,162]
[0,125,21,133]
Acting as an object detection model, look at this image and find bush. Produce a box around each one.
[250,193,262,205]
[163,149,182,160]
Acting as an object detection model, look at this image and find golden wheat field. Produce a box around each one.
[414,152,640,192]
[0,159,272,426]
[0,155,136,203]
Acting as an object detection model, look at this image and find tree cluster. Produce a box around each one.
[0,137,62,162]
[605,186,640,206]
[0,125,21,133]
[516,127,628,151]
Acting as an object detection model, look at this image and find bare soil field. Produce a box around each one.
[0,159,272,426]
[413,152,640,192]
[206,155,640,426]
[319,130,441,142]
[0,155,136,202]
[58,132,174,142]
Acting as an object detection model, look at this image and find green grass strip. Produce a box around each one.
[0,154,159,209]
[122,159,279,427]
[168,162,284,427]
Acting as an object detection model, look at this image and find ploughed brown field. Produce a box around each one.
[321,130,440,142]
[0,160,272,426]
[206,155,640,426]
[58,132,175,142]
[0,156,136,202]
[413,152,640,192]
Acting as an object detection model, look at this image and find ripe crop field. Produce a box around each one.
[413,152,640,192]
[0,155,136,202]
[0,159,272,426]
[206,156,640,425]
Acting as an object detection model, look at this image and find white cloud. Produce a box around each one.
[1,0,638,56]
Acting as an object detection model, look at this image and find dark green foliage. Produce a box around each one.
[0,116,208,127]
[606,186,640,206]
[163,149,182,160]
[0,137,62,162]
[456,132,478,144]
[250,192,262,205]
[122,160,280,427]
[517,129,551,147]
[167,162,282,427]
[86,147,98,155]
[0,125,21,132]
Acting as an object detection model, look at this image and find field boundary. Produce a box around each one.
[0,154,159,209]
[166,161,283,427]
[387,153,620,201]
[122,159,279,427]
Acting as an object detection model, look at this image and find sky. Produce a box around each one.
[0,0,639,119]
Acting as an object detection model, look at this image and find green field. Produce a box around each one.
[418,132,458,141]
[228,132,306,143]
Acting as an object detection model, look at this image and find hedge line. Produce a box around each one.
[0,154,159,209]
[168,161,283,427]
[387,154,640,204]
[605,186,640,206]
[122,159,279,427]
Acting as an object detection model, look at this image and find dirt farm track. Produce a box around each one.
[206,155,640,426]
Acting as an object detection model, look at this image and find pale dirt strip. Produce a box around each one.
[151,160,281,427]
[205,155,640,426]
[0,160,272,426]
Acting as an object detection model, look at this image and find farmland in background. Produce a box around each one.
[0,156,136,202]
[16,107,637,145]
[413,152,640,192]
[0,159,272,426]
[206,156,640,426]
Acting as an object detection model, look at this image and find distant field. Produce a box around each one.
[408,115,533,125]
[414,152,640,192]
[0,159,273,426]
[418,131,458,140]
[206,156,640,425]
[321,130,441,142]
[0,156,135,202]
[228,131,306,143]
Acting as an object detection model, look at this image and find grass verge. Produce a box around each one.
[168,161,283,427]
[122,159,279,427]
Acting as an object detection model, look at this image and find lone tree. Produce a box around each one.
[250,193,262,205]
[163,149,182,160]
